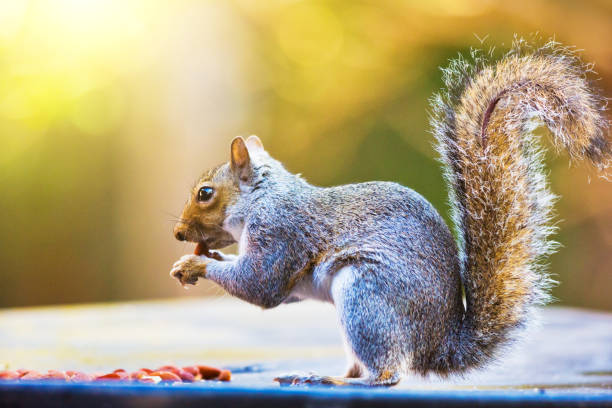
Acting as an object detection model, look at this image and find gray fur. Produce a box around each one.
[172,41,611,386]
[205,151,464,382]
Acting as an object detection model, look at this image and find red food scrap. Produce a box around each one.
[216,370,231,382]
[42,370,69,380]
[19,371,43,380]
[0,371,20,380]
[67,371,94,382]
[156,365,180,376]
[149,371,182,382]
[181,366,199,376]
[138,376,160,384]
[197,365,222,379]
[129,370,148,380]
[0,364,231,384]
[194,243,224,260]
[181,366,202,381]
[177,369,196,382]
[95,372,124,381]
[194,242,207,256]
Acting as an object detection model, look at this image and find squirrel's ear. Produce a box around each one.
[245,135,264,153]
[230,136,252,182]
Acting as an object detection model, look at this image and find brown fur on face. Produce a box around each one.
[173,163,239,249]
[174,136,262,249]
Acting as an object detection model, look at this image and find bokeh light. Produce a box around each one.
[0,0,610,309]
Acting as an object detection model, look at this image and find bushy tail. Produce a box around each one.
[430,40,611,372]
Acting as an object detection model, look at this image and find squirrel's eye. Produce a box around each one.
[197,186,215,202]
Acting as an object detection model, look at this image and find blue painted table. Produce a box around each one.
[0,299,610,407]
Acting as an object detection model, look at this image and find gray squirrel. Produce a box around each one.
[170,41,611,386]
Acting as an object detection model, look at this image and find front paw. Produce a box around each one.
[170,255,208,287]
[207,251,237,262]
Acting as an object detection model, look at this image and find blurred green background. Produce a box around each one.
[0,0,610,310]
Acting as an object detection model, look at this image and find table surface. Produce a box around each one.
[0,298,611,407]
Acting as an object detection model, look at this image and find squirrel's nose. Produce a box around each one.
[175,230,186,241]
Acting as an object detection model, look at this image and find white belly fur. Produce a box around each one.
[289,265,355,304]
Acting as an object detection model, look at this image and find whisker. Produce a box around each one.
[161,210,181,219]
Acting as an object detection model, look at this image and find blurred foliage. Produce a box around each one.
[0,0,611,309]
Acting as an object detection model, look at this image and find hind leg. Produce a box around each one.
[276,265,404,387]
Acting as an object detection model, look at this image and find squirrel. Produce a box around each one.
[170,40,611,386]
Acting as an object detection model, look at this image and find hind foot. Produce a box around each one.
[275,374,352,386]
[274,372,399,387]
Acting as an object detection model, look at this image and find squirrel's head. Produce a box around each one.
[173,135,269,249]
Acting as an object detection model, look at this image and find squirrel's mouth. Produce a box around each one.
[177,224,236,250]
[192,233,236,251]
